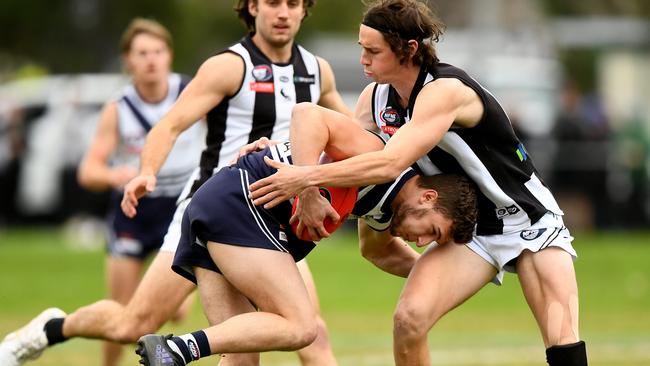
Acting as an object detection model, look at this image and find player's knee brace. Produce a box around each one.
[546,340,587,366]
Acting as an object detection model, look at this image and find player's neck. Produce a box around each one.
[134,79,169,104]
[252,33,293,64]
[391,64,421,108]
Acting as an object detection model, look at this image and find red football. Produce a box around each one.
[291,186,358,241]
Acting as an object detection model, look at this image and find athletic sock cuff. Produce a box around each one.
[191,330,211,358]
[546,340,587,366]
[44,318,67,346]
[170,336,193,364]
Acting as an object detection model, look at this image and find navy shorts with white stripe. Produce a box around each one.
[172,148,314,284]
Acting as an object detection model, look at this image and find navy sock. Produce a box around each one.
[43,318,67,346]
[546,341,588,366]
[168,331,211,364]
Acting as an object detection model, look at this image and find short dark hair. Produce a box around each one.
[416,174,478,244]
[362,0,445,68]
[234,0,317,32]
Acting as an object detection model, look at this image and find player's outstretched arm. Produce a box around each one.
[122,52,244,217]
[358,220,419,277]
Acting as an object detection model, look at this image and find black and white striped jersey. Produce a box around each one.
[371,63,562,235]
[190,36,322,194]
[114,73,204,197]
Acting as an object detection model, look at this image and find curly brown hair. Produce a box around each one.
[362,0,445,68]
[416,174,478,244]
[234,0,316,32]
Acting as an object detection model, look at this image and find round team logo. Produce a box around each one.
[252,65,273,81]
[279,75,290,83]
[380,108,400,124]
[520,228,547,241]
[379,108,401,136]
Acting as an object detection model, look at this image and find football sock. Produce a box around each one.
[43,318,67,346]
[546,340,587,366]
[167,331,211,364]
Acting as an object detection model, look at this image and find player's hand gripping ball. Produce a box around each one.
[291,186,358,241]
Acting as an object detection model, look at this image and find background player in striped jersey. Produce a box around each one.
[76,18,204,366]
[248,1,589,365]
[134,138,478,366]
[0,1,348,366]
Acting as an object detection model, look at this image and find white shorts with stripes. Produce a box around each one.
[465,212,576,285]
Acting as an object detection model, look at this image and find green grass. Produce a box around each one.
[0,228,649,365]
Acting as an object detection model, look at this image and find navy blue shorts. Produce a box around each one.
[106,193,178,260]
[172,165,315,284]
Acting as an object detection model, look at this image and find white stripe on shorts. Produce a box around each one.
[239,169,288,253]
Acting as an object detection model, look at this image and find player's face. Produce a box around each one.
[251,0,305,48]
[358,24,402,84]
[390,192,454,247]
[124,33,171,84]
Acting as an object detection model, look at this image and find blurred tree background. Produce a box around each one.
[0,0,366,79]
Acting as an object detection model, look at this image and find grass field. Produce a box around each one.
[0,227,649,365]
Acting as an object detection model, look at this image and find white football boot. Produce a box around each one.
[0,308,67,365]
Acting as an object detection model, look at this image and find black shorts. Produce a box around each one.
[107,193,177,260]
[172,166,315,284]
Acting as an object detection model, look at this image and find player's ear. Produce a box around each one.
[421,189,438,204]
[407,39,419,59]
[248,0,259,17]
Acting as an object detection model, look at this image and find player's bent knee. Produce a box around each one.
[285,320,319,351]
[393,301,433,339]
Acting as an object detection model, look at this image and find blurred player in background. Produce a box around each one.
[0,1,348,366]
[248,1,589,365]
[76,18,204,366]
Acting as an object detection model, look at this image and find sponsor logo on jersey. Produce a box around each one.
[495,204,520,219]
[294,75,315,84]
[187,339,200,359]
[279,75,290,83]
[520,228,547,240]
[279,231,287,242]
[252,65,273,81]
[379,107,401,136]
[250,82,274,93]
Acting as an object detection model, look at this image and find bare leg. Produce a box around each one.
[295,259,338,366]
[102,256,142,366]
[195,268,260,366]
[63,251,194,343]
[199,243,318,353]
[393,243,496,366]
[517,248,580,347]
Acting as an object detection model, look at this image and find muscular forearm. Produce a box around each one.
[77,163,115,192]
[361,237,419,278]
[304,150,403,188]
[139,124,178,176]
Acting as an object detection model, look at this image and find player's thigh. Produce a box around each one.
[194,267,256,325]
[124,251,195,326]
[207,242,315,321]
[398,243,496,324]
[517,248,579,342]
